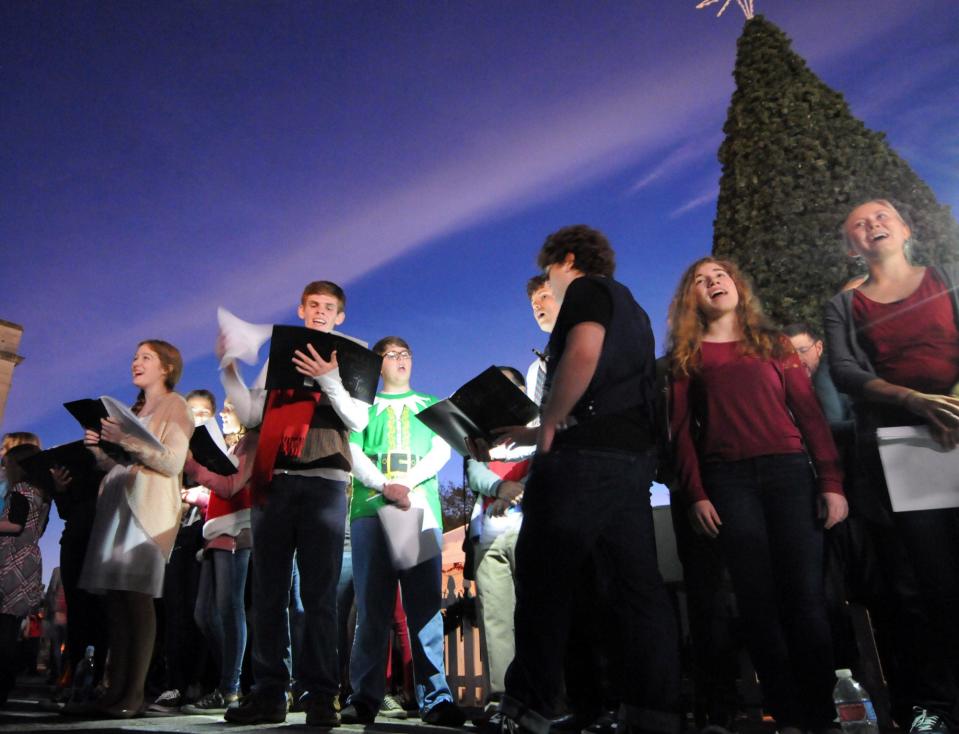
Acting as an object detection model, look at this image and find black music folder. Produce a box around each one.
[190,420,239,476]
[414,366,538,457]
[18,441,99,495]
[63,396,165,461]
[264,326,382,404]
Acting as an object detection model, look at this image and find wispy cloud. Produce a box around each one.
[627,135,722,195]
[670,189,718,219]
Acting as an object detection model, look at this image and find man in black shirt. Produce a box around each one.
[497,225,680,734]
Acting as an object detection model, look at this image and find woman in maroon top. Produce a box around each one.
[825,199,959,731]
[669,257,847,734]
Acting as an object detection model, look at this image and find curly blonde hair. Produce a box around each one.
[667,257,784,378]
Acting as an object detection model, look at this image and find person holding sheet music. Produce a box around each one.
[218,280,370,727]
[181,423,257,714]
[343,336,465,727]
[825,199,959,730]
[77,339,194,718]
[494,226,680,734]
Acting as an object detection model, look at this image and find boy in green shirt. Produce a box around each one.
[342,336,464,727]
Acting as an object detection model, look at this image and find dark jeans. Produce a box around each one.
[702,453,834,729]
[194,547,251,694]
[250,473,345,701]
[336,549,354,697]
[162,519,206,692]
[855,444,959,723]
[861,520,958,725]
[669,489,738,724]
[505,447,680,734]
[0,613,20,703]
[59,526,106,682]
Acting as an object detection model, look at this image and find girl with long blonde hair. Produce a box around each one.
[668,257,846,733]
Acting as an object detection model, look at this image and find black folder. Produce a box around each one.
[62,398,127,460]
[190,423,238,476]
[18,441,99,495]
[264,325,382,404]
[414,366,539,457]
[63,398,109,432]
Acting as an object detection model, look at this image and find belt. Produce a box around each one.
[370,452,419,478]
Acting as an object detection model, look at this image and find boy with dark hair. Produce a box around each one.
[341,336,464,727]
[496,225,680,734]
[219,280,369,727]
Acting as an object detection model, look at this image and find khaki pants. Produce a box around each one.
[474,528,519,697]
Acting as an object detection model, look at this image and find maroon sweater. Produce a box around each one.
[853,268,959,395]
[670,341,843,504]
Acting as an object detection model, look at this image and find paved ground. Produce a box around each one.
[1,678,462,734]
[2,677,897,734]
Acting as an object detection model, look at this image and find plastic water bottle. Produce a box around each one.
[833,669,879,733]
[69,646,96,703]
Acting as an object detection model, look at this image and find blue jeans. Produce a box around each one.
[194,547,251,694]
[348,516,452,713]
[505,447,680,733]
[702,453,834,728]
[250,474,346,701]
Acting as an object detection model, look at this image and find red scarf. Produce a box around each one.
[250,389,322,502]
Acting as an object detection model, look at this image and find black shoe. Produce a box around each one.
[340,702,376,725]
[423,700,467,727]
[303,694,341,728]
[583,711,616,734]
[223,694,287,724]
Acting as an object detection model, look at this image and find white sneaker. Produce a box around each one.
[148,689,183,712]
[910,708,949,734]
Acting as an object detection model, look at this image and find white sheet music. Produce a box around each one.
[877,425,959,512]
[100,396,166,453]
[376,490,441,570]
[216,307,273,368]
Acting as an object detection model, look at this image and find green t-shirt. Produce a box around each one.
[349,390,443,524]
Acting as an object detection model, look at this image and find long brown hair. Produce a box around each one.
[131,339,183,415]
[667,257,783,378]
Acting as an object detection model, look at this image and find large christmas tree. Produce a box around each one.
[712,15,959,328]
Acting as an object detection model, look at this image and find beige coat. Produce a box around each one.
[90,392,194,559]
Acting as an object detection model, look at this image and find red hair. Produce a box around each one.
[667,257,784,378]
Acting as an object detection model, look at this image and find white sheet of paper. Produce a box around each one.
[877,425,959,512]
[100,395,166,453]
[376,490,441,570]
[217,307,273,368]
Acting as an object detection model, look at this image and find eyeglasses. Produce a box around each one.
[383,350,412,361]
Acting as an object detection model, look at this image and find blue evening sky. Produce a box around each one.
[2,1,958,580]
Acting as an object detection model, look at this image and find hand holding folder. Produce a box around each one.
[265,325,382,404]
[414,366,538,457]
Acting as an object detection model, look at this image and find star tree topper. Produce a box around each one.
[696,0,755,19]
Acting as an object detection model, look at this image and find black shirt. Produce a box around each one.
[546,277,655,452]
